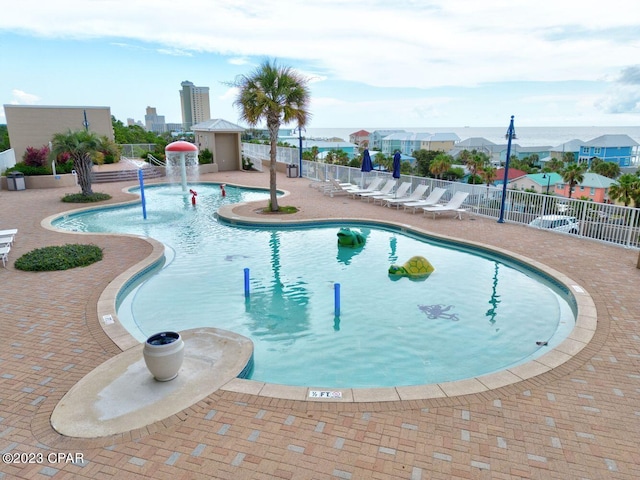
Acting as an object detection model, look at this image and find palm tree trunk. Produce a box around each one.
[74,155,94,196]
[268,120,279,212]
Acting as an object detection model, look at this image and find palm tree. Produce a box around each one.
[561,162,587,199]
[479,165,497,189]
[429,153,452,179]
[547,157,565,172]
[50,129,117,196]
[232,60,311,211]
[608,173,640,207]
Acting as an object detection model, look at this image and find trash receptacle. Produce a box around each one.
[6,172,26,191]
[287,164,299,178]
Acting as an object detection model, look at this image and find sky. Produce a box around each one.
[1,0,640,129]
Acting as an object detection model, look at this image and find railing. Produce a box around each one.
[301,160,640,250]
[146,154,165,167]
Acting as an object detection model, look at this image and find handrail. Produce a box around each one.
[147,154,165,167]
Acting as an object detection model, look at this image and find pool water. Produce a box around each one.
[53,183,575,388]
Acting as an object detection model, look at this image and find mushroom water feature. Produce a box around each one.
[165,140,199,193]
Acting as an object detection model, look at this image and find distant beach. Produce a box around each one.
[304,126,640,148]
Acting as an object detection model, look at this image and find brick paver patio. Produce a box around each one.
[1,168,639,479]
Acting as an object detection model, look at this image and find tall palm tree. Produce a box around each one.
[50,129,117,196]
[232,60,311,211]
[561,162,587,199]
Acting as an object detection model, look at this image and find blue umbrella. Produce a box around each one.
[392,151,401,179]
[361,149,373,172]
[360,149,373,187]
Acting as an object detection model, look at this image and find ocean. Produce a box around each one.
[303,126,640,148]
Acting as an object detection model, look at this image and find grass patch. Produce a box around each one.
[62,192,112,203]
[14,244,103,271]
[261,205,298,214]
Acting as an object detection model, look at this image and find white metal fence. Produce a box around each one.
[0,149,16,174]
[301,160,640,250]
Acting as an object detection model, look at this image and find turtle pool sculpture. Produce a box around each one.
[337,228,366,248]
[388,256,435,279]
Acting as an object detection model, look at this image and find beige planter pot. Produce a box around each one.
[143,331,184,381]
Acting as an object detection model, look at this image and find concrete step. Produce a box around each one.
[91,167,165,183]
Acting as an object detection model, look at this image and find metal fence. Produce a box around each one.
[301,160,640,250]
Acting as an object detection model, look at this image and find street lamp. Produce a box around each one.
[293,126,305,178]
[542,173,551,194]
[497,115,516,224]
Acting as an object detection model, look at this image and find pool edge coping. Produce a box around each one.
[44,183,597,405]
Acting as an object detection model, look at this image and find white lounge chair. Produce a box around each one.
[0,245,10,268]
[356,179,396,201]
[402,187,447,213]
[371,182,411,205]
[0,229,17,246]
[384,184,429,209]
[422,191,469,219]
[322,179,357,197]
[345,177,384,198]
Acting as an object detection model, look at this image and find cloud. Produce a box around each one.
[2,0,639,91]
[595,65,640,114]
[617,65,640,85]
[10,89,40,104]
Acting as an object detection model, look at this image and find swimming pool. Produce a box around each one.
[53,183,576,388]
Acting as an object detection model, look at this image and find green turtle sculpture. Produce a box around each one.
[337,228,366,248]
[388,256,435,279]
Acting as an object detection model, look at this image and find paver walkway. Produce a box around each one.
[1,168,639,479]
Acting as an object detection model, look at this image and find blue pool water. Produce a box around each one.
[53,183,575,388]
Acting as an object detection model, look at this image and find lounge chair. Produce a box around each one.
[322,179,358,197]
[402,187,447,213]
[371,182,411,205]
[0,245,10,268]
[384,184,429,209]
[344,177,384,198]
[0,229,17,246]
[422,191,469,219]
[355,179,396,201]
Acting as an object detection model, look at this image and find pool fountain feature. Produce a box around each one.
[165,140,199,193]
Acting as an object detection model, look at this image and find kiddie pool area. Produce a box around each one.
[52,183,581,389]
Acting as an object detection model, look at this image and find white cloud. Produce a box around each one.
[10,89,40,104]
[2,0,638,90]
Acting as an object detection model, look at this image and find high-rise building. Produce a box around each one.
[144,106,166,133]
[179,81,211,131]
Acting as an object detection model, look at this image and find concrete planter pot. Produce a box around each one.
[143,331,184,381]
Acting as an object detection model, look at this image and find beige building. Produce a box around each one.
[192,119,244,171]
[3,105,114,161]
[180,81,211,131]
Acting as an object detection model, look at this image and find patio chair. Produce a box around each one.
[422,191,469,219]
[402,187,447,213]
[0,229,17,246]
[1,245,10,268]
[371,182,411,205]
[344,177,384,198]
[384,184,429,209]
[355,179,396,201]
[321,179,357,197]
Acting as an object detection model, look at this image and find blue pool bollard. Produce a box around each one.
[138,169,147,220]
[334,283,341,317]
[244,268,250,298]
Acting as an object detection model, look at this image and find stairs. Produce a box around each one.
[91,166,165,183]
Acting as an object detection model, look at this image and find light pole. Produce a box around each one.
[497,115,516,223]
[293,126,305,178]
[542,173,551,194]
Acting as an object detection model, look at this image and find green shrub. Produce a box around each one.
[62,192,111,203]
[14,244,103,271]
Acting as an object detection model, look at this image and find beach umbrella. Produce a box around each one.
[360,149,373,187]
[392,151,401,179]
